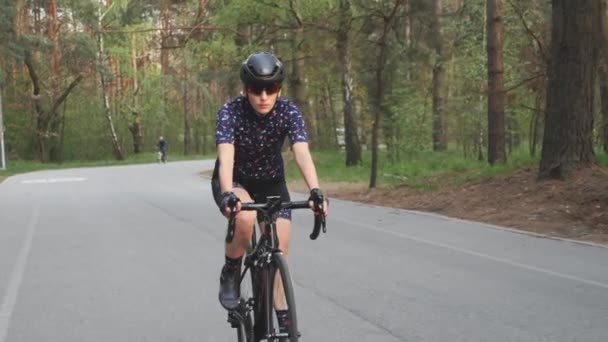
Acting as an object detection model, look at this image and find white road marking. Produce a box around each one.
[0,201,40,342]
[20,177,86,184]
[338,217,608,290]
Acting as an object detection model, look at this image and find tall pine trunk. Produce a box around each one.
[97,0,124,160]
[289,28,313,145]
[539,0,600,179]
[431,0,447,151]
[128,32,143,153]
[486,0,506,165]
[369,1,403,189]
[288,1,314,146]
[47,0,64,162]
[337,0,362,166]
[599,1,608,153]
[183,73,191,155]
[160,0,171,133]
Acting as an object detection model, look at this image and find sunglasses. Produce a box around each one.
[245,83,282,96]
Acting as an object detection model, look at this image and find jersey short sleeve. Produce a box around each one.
[285,102,308,144]
[215,103,236,144]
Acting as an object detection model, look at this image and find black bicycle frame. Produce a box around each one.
[226,196,326,341]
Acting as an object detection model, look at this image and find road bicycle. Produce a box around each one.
[157,150,167,163]
[225,196,326,342]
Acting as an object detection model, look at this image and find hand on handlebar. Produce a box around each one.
[308,189,328,240]
[308,188,328,217]
[220,191,241,218]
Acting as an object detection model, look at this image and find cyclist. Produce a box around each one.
[211,52,328,335]
[158,136,168,163]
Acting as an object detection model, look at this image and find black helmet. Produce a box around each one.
[240,52,285,85]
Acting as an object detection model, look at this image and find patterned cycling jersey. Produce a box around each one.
[214,96,308,180]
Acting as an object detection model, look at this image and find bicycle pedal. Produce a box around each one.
[272,330,301,339]
[226,312,239,328]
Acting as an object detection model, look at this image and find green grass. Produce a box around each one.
[0,152,214,182]
[3,148,607,187]
[286,148,543,191]
[598,152,608,166]
[296,148,608,191]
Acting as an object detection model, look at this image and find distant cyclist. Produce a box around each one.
[157,136,168,163]
[211,52,328,335]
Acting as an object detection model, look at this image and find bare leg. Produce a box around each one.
[225,188,256,259]
[219,188,257,310]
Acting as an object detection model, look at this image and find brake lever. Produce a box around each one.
[309,201,327,240]
[321,214,326,233]
[225,209,237,243]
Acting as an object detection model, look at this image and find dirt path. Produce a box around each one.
[289,166,608,245]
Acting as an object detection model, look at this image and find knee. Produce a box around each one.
[235,211,256,237]
[276,220,291,253]
[236,210,256,225]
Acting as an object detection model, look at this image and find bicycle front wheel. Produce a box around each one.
[236,265,254,341]
[271,252,299,342]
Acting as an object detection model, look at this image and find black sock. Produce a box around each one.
[224,255,242,272]
[276,310,290,332]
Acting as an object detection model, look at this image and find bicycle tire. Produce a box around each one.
[270,252,299,342]
[236,249,255,342]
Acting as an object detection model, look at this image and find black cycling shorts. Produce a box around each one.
[211,177,292,220]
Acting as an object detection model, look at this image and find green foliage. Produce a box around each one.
[597,152,608,167]
[213,0,283,26]
[62,32,98,74]
[0,0,601,188]
[0,0,16,50]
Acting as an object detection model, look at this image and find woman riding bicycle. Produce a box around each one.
[210,52,329,336]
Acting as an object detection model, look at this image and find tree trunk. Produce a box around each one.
[403,0,413,80]
[24,51,84,163]
[129,32,144,153]
[47,0,60,89]
[233,23,251,93]
[337,0,362,166]
[195,86,203,154]
[314,92,327,147]
[486,0,506,165]
[97,0,124,160]
[404,0,411,49]
[160,0,171,76]
[0,87,5,170]
[288,2,314,146]
[539,0,600,179]
[601,65,608,153]
[33,0,42,35]
[289,27,313,145]
[431,0,447,151]
[325,81,340,149]
[599,1,608,153]
[476,94,484,162]
[529,95,543,157]
[183,76,191,155]
[128,110,144,154]
[369,1,403,189]
[58,100,67,163]
[160,0,171,129]
[47,0,64,162]
[25,53,48,163]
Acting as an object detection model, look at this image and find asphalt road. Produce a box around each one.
[0,160,607,342]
